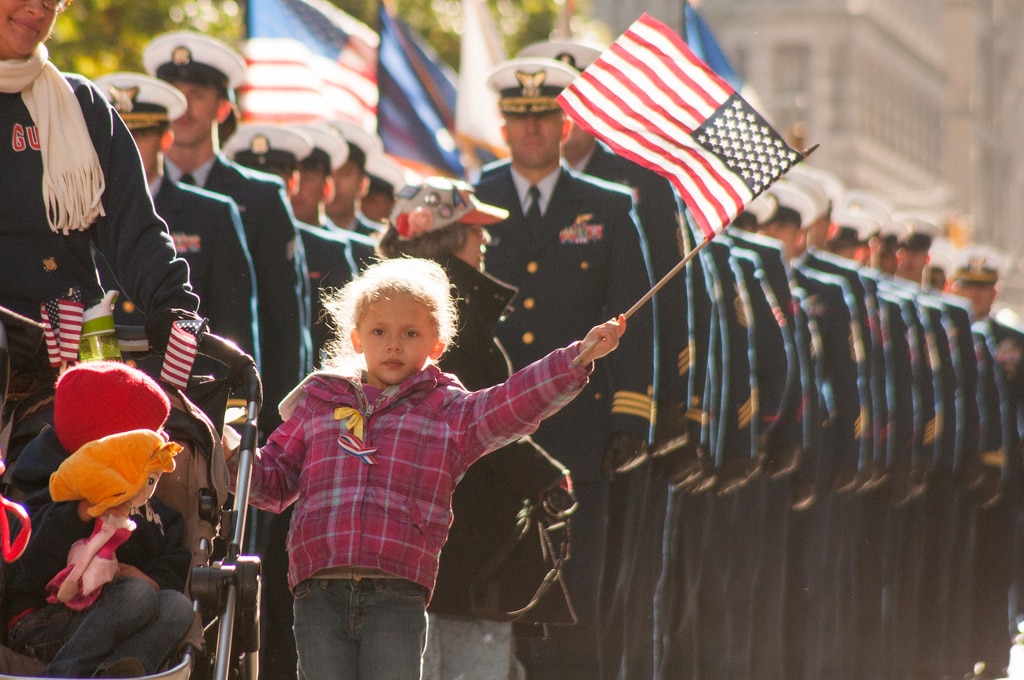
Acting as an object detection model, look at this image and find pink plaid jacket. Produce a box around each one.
[242,343,591,597]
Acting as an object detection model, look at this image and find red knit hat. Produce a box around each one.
[53,361,171,454]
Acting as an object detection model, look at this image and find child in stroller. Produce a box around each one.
[0,311,264,680]
[8,418,193,678]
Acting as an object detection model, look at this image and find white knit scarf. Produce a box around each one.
[0,44,105,234]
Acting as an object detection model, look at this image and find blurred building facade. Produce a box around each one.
[587,0,1024,306]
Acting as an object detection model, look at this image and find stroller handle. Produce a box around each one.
[117,325,263,413]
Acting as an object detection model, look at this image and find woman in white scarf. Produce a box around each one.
[0,0,104,234]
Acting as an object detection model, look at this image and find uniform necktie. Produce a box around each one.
[526,185,542,222]
[179,173,196,185]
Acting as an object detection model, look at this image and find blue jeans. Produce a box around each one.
[293,577,427,680]
[9,576,194,677]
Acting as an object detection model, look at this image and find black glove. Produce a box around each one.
[145,308,206,354]
[601,431,650,477]
[0,304,44,372]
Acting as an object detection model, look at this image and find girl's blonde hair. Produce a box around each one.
[321,258,458,371]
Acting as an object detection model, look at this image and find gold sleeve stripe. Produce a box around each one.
[677,348,691,375]
[923,417,937,445]
[981,449,1005,469]
[737,397,753,429]
[612,391,655,421]
[686,407,705,423]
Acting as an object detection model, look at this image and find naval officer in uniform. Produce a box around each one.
[475,56,657,680]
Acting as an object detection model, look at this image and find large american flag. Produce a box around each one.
[240,0,378,130]
[557,13,803,240]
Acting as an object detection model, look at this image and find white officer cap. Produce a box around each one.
[366,154,407,194]
[323,120,384,169]
[892,210,943,251]
[781,164,832,224]
[486,57,579,115]
[927,236,957,278]
[830,208,879,243]
[764,179,818,229]
[391,177,509,240]
[93,72,187,130]
[784,164,845,215]
[951,243,1008,286]
[741,192,778,226]
[841,189,895,240]
[516,40,606,72]
[293,123,350,173]
[144,32,248,94]
[222,123,314,176]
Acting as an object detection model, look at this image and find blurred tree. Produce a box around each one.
[47,0,607,82]
[331,0,597,68]
[50,0,243,78]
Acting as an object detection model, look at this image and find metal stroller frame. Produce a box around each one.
[0,317,264,680]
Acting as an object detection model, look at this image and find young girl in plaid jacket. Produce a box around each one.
[227,257,624,679]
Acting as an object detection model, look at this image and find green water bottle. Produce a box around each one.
[78,291,121,362]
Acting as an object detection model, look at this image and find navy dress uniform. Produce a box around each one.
[791,263,871,677]
[574,140,685,458]
[972,314,1017,677]
[912,288,975,676]
[92,72,258,361]
[791,226,869,491]
[515,40,682,680]
[947,246,1023,676]
[144,32,312,437]
[476,56,656,680]
[517,39,688,460]
[800,245,883,484]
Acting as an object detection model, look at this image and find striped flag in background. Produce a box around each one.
[557,13,803,240]
[161,319,206,390]
[242,0,379,129]
[40,289,83,368]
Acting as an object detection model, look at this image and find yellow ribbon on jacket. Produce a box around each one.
[334,407,365,441]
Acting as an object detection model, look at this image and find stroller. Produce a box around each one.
[0,307,264,680]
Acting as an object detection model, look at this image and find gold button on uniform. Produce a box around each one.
[522,332,535,345]
[580,261,589,270]
[523,298,535,310]
[527,261,538,274]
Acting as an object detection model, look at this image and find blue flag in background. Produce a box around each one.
[683,1,743,92]
[377,4,463,177]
